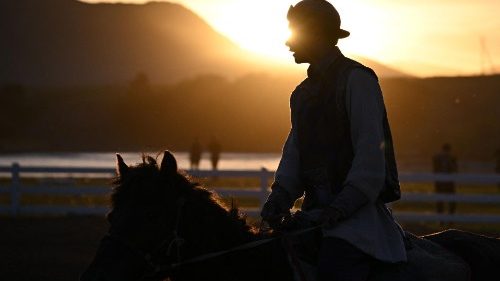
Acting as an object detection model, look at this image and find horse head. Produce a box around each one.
[80,151,193,281]
[81,151,254,281]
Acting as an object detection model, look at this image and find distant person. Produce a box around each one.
[208,136,221,170]
[495,148,500,190]
[189,138,202,170]
[432,143,458,217]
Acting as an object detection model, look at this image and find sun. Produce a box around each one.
[335,1,392,61]
[206,1,391,63]
[218,20,291,60]
[81,0,393,63]
[206,1,292,61]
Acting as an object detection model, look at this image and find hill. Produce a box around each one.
[0,0,256,86]
[0,0,408,86]
[356,57,411,78]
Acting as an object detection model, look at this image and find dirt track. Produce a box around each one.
[1,216,498,281]
[1,216,108,281]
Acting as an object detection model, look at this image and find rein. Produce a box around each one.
[108,196,187,279]
[165,196,186,262]
[111,195,321,280]
[152,224,321,277]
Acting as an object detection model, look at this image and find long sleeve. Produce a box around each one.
[274,129,305,201]
[331,68,387,217]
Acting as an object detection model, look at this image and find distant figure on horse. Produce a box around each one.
[261,1,404,280]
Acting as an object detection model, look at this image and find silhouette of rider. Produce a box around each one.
[260,1,407,280]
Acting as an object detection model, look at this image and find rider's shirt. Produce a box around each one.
[275,47,407,263]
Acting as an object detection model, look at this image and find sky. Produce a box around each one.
[82,0,500,77]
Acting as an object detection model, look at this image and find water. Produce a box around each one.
[0,152,495,173]
[0,152,282,171]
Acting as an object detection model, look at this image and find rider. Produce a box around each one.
[260,1,407,280]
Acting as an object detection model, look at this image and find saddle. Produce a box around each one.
[281,213,470,281]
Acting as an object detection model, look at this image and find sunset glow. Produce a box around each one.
[203,1,292,60]
[81,0,500,77]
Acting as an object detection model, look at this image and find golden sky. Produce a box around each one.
[82,0,500,77]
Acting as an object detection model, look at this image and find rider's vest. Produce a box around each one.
[291,54,401,209]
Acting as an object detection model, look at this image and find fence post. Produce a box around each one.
[259,167,270,212]
[11,162,20,216]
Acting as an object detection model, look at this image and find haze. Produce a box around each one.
[80,0,500,77]
[2,0,499,162]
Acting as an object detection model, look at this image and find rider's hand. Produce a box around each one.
[278,213,302,231]
[261,209,289,230]
[261,182,293,229]
[318,205,343,227]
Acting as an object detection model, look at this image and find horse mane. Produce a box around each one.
[109,154,256,241]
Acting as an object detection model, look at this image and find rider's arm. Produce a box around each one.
[274,129,305,202]
[329,68,386,219]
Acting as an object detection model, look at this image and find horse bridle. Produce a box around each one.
[108,196,322,281]
[108,196,187,280]
[165,197,187,263]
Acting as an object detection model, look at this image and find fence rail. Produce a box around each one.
[1,163,500,223]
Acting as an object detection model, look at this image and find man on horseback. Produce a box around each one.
[261,0,407,280]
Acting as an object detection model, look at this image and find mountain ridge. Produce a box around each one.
[1,0,255,85]
[1,0,408,86]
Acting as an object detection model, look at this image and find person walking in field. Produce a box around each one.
[495,148,500,190]
[260,1,406,280]
[432,143,458,217]
[208,136,221,170]
[189,137,202,170]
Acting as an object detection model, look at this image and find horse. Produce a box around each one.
[80,151,500,281]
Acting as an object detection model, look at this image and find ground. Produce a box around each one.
[1,216,498,281]
[1,216,107,281]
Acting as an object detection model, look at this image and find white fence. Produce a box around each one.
[1,163,500,223]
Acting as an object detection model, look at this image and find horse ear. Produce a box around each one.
[116,153,129,177]
[160,150,177,176]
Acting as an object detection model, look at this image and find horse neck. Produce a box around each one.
[174,209,292,281]
[181,201,258,257]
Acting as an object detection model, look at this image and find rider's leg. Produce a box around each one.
[317,237,374,281]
